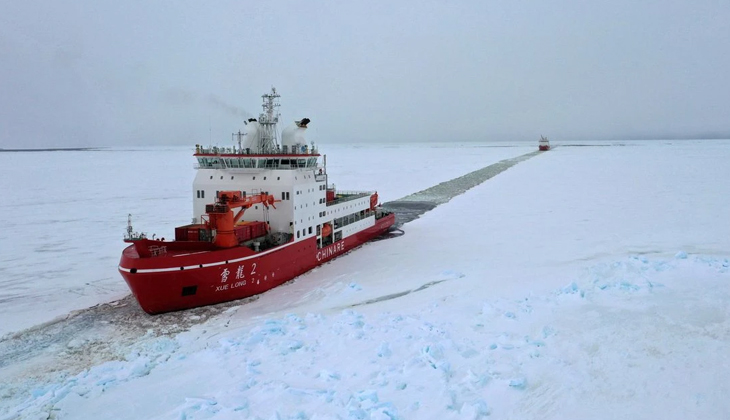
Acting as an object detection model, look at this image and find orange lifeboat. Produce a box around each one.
[370,192,378,210]
[321,223,332,237]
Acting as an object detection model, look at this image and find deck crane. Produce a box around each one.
[205,191,279,248]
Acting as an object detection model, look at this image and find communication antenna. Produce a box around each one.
[257,87,281,153]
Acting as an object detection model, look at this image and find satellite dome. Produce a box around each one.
[281,119,309,149]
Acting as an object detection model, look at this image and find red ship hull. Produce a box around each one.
[119,214,395,314]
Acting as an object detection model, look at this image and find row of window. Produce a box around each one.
[296,226,314,239]
[333,209,372,229]
[197,157,318,169]
[297,185,323,195]
[295,208,371,241]
[208,175,283,181]
[195,190,310,202]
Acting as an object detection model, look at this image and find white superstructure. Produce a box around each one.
[191,88,381,250]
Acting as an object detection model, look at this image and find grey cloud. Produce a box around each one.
[1,0,729,148]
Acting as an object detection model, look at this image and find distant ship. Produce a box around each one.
[539,136,551,151]
[119,88,395,314]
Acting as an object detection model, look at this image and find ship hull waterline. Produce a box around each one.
[119,214,395,314]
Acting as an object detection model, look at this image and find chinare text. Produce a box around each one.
[317,241,346,261]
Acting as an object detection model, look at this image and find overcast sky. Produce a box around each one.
[1,0,728,148]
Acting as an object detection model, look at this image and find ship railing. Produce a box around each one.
[326,191,373,206]
[195,146,319,156]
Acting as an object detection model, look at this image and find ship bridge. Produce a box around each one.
[194,145,321,171]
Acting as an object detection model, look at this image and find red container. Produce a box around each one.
[234,225,251,243]
[326,189,335,202]
[186,229,199,241]
[175,224,208,241]
[245,221,264,238]
[175,227,187,241]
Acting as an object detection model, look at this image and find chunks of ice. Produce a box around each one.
[278,339,304,355]
[357,389,379,403]
[562,282,580,294]
[508,377,527,389]
[377,342,392,358]
[675,251,688,259]
[421,344,444,361]
[316,370,341,382]
[542,326,556,339]
[459,399,490,419]
[66,338,85,349]
[460,347,479,358]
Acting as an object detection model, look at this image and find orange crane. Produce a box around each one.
[206,191,279,248]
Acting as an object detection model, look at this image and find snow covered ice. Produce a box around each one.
[1,140,730,419]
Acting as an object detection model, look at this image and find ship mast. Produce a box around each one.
[257,87,281,153]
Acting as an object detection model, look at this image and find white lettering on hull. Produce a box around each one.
[316,241,346,262]
[215,264,254,292]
